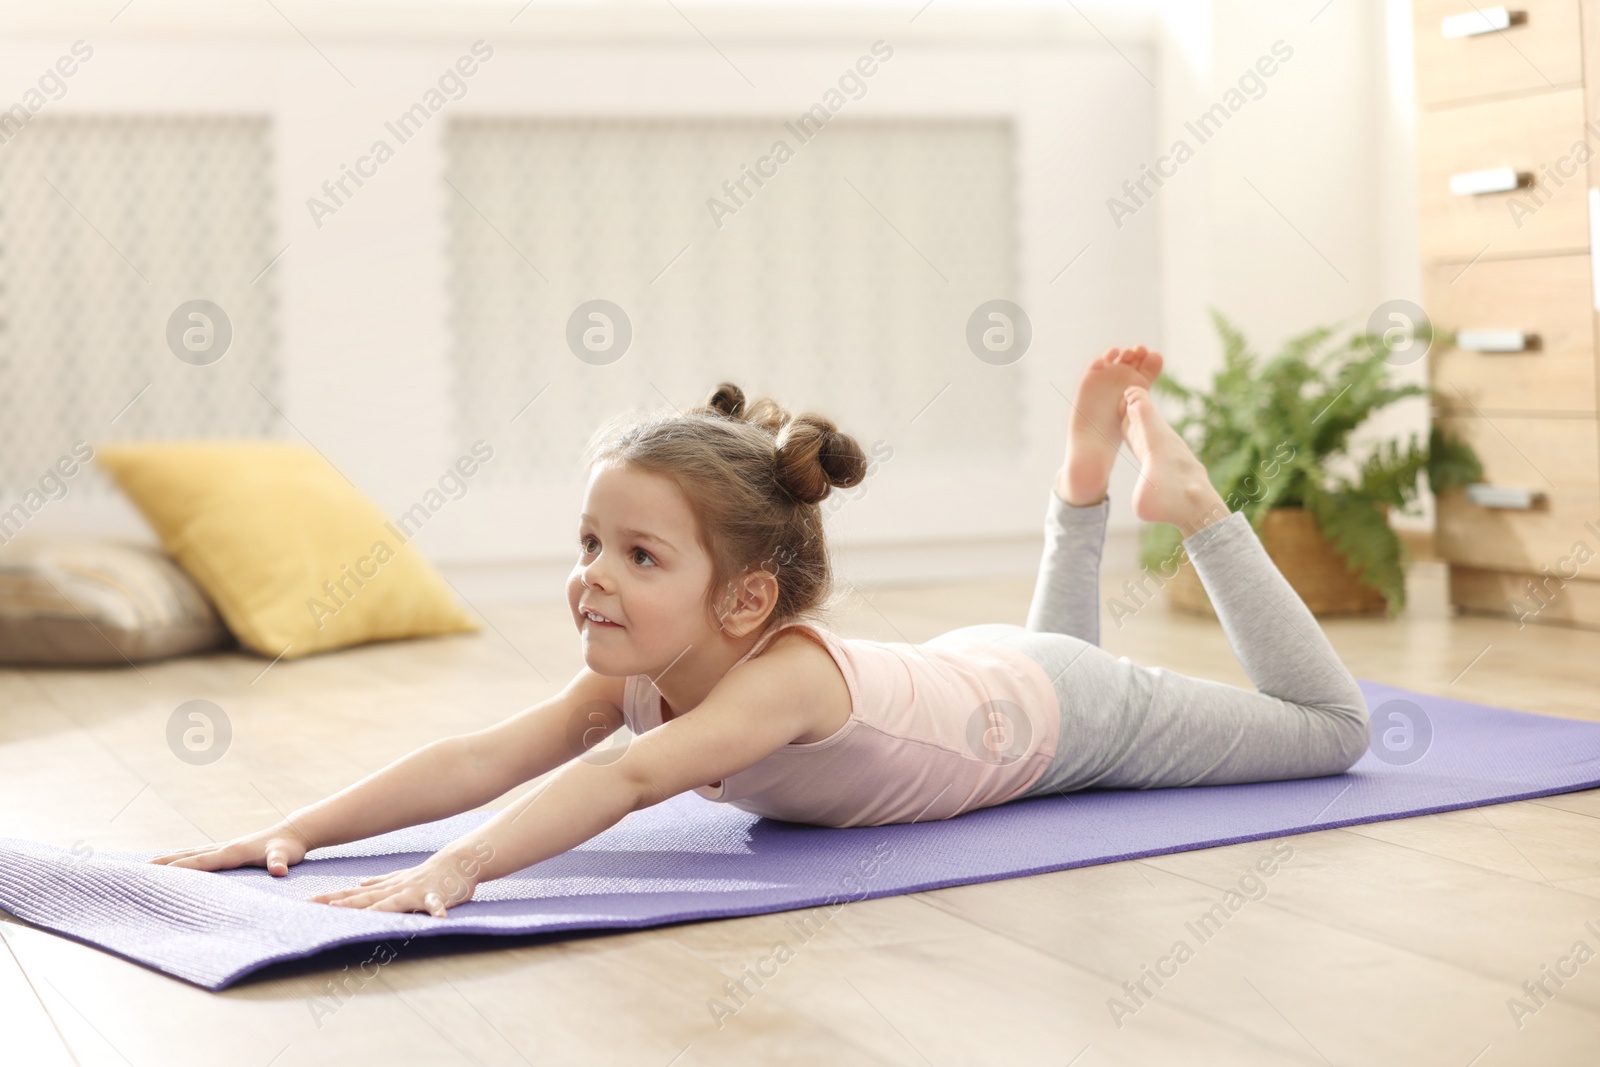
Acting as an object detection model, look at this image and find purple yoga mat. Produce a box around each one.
[3,680,1599,991]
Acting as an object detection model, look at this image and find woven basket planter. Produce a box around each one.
[1164,506,1387,618]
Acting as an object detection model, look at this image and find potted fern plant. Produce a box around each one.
[1139,309,1483,617]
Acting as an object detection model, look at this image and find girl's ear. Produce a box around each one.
[715,569,779,638]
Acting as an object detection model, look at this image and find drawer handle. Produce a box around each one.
[1466,483,1546,510]
[1442,7,1523,39]
[1449,167,1529,196]
[1455,329,1537,352]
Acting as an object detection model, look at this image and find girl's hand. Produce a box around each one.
[304,852,480,918]
[148,823,310,877]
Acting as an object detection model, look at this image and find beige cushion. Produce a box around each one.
[0,541,230,665]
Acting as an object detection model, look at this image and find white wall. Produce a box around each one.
[1150,0,1431,530]
[1,0,1430,603]
[0,1,1168,602]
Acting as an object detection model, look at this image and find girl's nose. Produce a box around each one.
[581,556,611,589]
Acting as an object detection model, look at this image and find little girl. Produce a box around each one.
[151,347,1369,918]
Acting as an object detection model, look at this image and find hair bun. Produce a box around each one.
[774,413,869,506]
[697,380,787,435]
[704,382,746,420]
[694,381,868,506]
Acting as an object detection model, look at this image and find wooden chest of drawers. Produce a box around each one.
[1414,0,1600,627]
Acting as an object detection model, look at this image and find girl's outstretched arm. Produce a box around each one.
[307,638,821,917]
[148,667,624,876]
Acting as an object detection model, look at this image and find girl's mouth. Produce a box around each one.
[581,608,621,627]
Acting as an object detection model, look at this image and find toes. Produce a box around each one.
[1110,346,1165,383]
[1121,387,1152,428]
[1120,388,1145,422]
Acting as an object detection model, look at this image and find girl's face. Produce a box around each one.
[567,461,720,677]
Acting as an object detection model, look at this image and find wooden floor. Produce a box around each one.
[4,559,1600,1066]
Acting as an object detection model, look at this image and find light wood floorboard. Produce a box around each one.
[2,560,1598,1065]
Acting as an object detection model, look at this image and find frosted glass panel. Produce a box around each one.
[0,116,280,493]
[446,117,1018,483]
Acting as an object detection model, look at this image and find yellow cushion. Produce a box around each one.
[97,441,477,659]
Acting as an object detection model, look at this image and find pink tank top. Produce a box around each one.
[620,620,1062,828]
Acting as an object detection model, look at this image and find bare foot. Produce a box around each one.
[1056,346,1165,506]
[1121,386,1228,536]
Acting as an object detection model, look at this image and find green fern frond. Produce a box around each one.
[1143,307,1485,616]
[1358,436,1430,515]
[1427,425,1485,495]
[1139,521,1185,576]
[1303,482,1408,614]
[1150,374,1193,402]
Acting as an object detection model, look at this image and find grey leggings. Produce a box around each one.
[936,491,1370,796]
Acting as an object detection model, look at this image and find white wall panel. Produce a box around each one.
[0,10,1160,600]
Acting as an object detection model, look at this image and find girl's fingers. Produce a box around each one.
[328,890,383,909]
[309,886,363,903]
[190,850,241,872]
[307,885,355,902]
[302,866,461,918]
[148,846,210,864]
[169,843,259,872]
[369,892,447,918]
[300,883,454,921]
[306,884,453,918]
[317,882,408,908]
[307,874,402,903]
[265,847,289,876]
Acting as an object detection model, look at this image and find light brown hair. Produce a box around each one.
[583,382,869,632]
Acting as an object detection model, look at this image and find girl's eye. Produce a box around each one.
[578,536,654,567]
